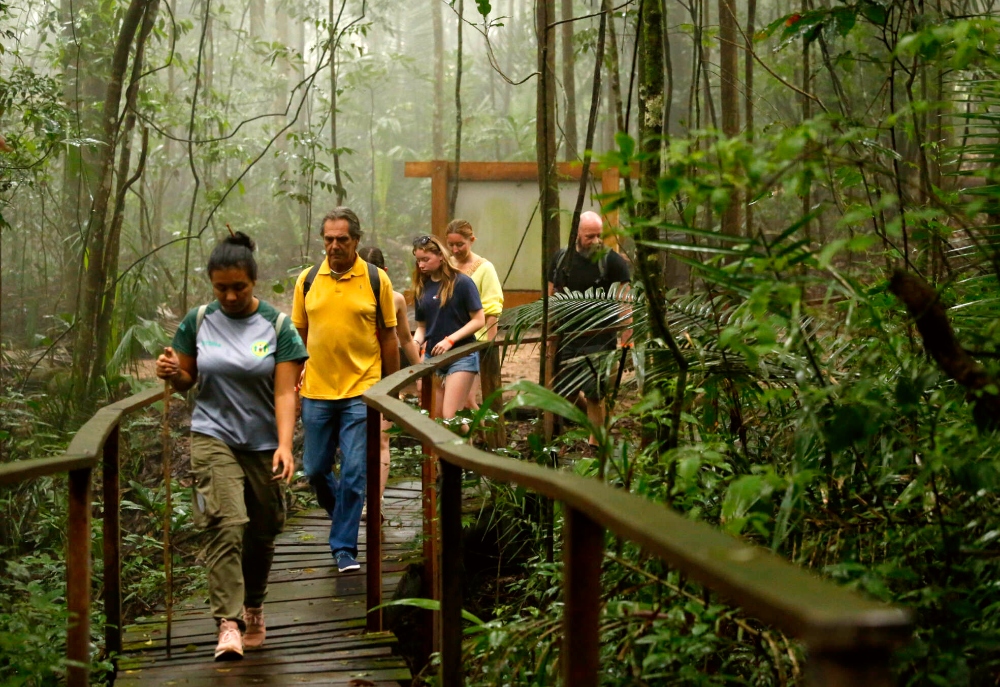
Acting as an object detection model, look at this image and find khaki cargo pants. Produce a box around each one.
[190,433,286,628]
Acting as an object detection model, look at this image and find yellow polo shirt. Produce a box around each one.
[292,255,397,400]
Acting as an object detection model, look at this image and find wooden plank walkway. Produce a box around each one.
[115,481,423,687]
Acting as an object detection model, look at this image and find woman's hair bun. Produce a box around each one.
[227,231,256,252]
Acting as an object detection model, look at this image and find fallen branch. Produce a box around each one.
[889,269,999,430]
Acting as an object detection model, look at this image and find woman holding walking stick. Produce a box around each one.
[156,231,307,661]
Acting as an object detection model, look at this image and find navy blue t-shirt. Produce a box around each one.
[415,274,483,354]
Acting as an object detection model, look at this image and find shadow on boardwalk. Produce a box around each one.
[115,481,423,686]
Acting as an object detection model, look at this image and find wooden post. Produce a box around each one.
[806,649,896,687]
[67,467,92,687]
[102,426,123,657]
[562,506,603,687]
[479,344,506,449]
[365,405,383,632]
[420,376,441,652]
[439,458,464,686]
[543,334,559,441]
[431,160,449,237]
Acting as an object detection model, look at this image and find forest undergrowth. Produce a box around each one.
[437,269,1000,686]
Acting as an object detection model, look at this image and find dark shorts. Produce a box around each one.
[555,341,616,401]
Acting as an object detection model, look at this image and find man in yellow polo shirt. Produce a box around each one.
[292,207,400,573]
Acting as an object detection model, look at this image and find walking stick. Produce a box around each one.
[161,380,173,657]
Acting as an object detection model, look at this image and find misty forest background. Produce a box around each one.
[4,0,1000,683]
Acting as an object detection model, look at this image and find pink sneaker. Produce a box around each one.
[243,607,265,649]
[214,619,243,661]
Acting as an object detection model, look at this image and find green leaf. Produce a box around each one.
[272,282,285,294]
[502,380,593,430]
[859,0,887,26]
[370,597,484,626]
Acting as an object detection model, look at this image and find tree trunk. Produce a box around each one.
[330,1,345,204]
[537,0,560,261]
[537,0,559,441]
[745,0,755,235]
[71,0,155,402]
[250,0,265,40]
[449,0,464,219]
[60,0,107,316]
[718,0,741,236]
[637,0,662,227]
[560,0,578,161]
[432,0,445,159]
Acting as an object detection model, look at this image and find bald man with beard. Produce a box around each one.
[547,211,631,445]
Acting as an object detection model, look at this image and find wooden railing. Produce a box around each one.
[362,341,914,687]
[0,386,164,687]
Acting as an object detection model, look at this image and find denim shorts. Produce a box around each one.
[426,351,480,377]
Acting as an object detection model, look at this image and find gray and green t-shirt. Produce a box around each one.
[172,300,308,451]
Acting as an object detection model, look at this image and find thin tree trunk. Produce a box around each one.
[605,4,626,135]
[745,0,755,235]
[560,0,578,160]
[432,0,445,159]
[71,0,153,401]
[181,0,211,314]
[564,0,606,264]
[801,0,812,242]
[95,0,160,379]
[449,0,464,218]
[718,0,740,235]
[537,0,559,442]
[661,0,673,139]
[698,0,718,130]
[250,0,265,39]
[330,0,346,203]
[638,0,663,228]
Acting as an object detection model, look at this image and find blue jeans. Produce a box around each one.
[301,397,368,558]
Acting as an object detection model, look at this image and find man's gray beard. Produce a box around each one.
[577,244,597,258]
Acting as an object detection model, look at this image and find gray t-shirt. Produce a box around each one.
[173,300,308,451]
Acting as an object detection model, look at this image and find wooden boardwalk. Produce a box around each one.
[115,481,423,686]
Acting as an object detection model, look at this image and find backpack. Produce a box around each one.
[301,260,386,330]
[552,248,610,290]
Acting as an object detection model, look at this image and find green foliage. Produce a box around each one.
[0,384,206,684]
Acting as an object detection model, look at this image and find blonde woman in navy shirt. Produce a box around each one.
[411,234,485,422]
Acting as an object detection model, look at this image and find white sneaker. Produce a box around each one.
[214,619,243,661]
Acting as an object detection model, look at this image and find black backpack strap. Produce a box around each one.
[365,261,386,330]
[552,248,567,290]
[302,262,323,301]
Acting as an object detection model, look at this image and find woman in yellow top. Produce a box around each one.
[446,219,503,409]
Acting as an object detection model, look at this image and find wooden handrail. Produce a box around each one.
[0,384,165,686]
[363,341,913,685]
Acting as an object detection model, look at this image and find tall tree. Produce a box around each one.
[718,0,741,235]
[560,0,578,160]
[537,0,560,261]
[637,0,662,227]
[330,0,346,203]
[744,0,755,235]
[71,0,161,402]
[449,0,464,218]
[431,0,445,159]
[60,0,108,314]
[536,0,559,439]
